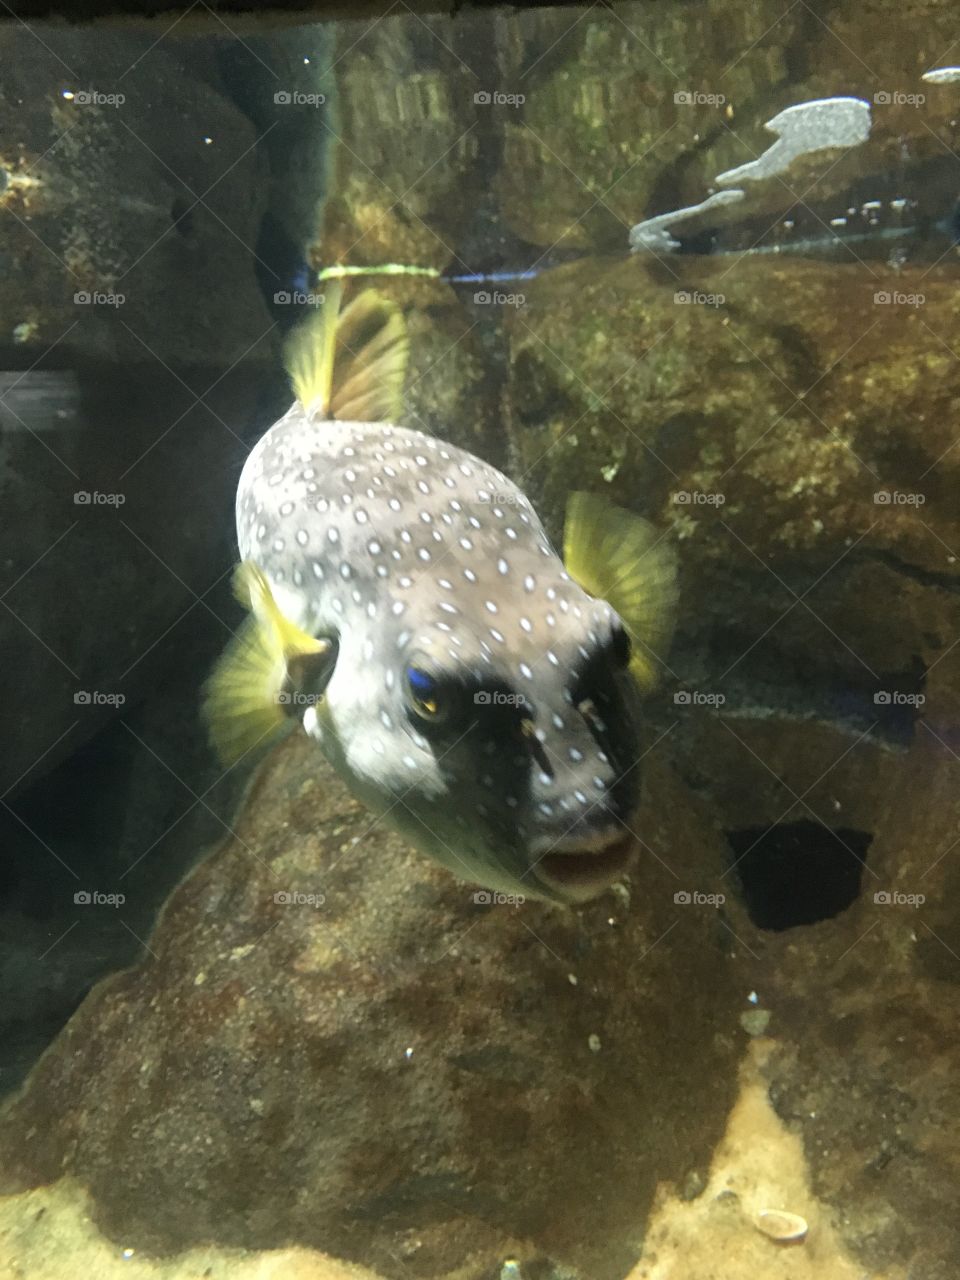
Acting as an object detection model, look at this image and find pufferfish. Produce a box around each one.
[204,284,678,904]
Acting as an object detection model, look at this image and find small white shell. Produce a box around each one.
[755,1208,808,1242]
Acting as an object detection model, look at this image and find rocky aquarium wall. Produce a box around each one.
[0,3,958,1279]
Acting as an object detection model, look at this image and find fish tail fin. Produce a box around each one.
[282,282,408,422]
[563,491,679,693]
[203,562,328,765]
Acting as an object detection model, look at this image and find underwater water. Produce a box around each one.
[0,3,959,1278]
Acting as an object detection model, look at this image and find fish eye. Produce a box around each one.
[610,623,631,669]
[404,664,446,723]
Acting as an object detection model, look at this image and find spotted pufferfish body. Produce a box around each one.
[209,288,678,904]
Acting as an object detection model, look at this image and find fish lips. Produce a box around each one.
[530,828,636,903]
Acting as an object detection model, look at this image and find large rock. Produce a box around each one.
[0,734,743,1280]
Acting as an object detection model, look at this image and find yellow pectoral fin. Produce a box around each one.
[202,612,291,765]
[203,561,333,765]
[563,491,679,692]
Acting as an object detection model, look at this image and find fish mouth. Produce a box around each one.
[534,830,635,903]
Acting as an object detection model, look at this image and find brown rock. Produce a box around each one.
[0,736,742,1280]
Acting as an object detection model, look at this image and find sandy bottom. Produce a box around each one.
[627,1038,905,1280]
[0,1038,904,1280]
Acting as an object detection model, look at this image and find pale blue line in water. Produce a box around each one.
[443,269,543,283]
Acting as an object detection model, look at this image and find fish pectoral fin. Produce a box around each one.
[563,491,679,693]
[203,561,337,765]
[282,283,408,423]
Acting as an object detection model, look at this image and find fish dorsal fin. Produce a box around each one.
[283,280,343,416]
[563,491,679,693]
[331,290,408,422]
[282,283,408,422]
[202,561,336,765]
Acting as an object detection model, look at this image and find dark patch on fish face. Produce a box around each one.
[379,599,643,903]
